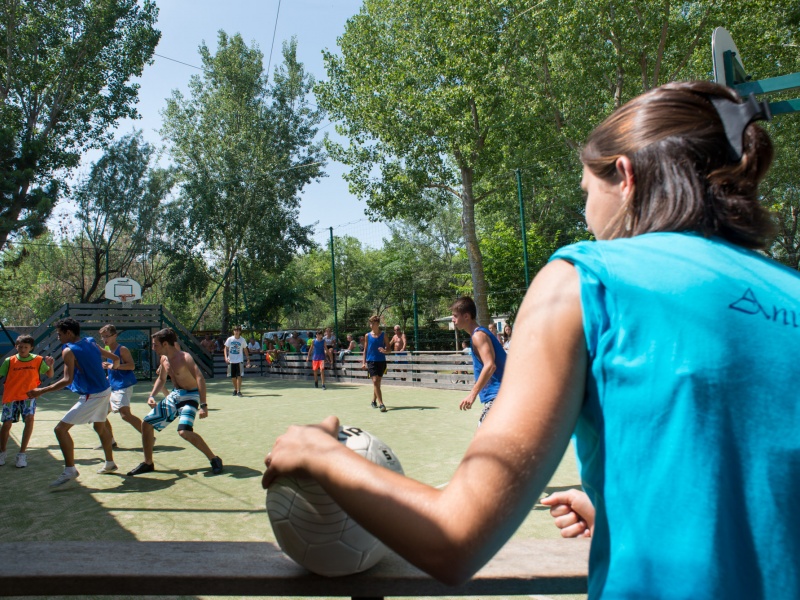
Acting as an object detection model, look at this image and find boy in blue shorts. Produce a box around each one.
[0,335,54,468]
[127,328,222,476]
[306,329,327,390]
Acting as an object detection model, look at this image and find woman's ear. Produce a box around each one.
[615,156,635,201]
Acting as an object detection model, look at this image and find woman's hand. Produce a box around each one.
[262,416,342,489]
[541,489,595,538]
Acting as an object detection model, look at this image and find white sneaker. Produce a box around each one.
[0,451,6,466]
[96,462,118,474]
[50,469,79,488]
[15,453,27,468]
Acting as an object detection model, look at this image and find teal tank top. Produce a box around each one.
[551,232,800,599]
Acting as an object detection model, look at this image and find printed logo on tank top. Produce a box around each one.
[729,288,800,327]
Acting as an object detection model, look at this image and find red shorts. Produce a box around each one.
[312,360,325,371]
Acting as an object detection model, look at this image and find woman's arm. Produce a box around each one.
[263,260,586,584]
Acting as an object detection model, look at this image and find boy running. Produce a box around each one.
[0,335,54,468]
[128,328,222,476]
[27,318,120,487]
[224,326,251,397]
[450,296,507,426]
[306,330,327,390]
[98,325,143,447]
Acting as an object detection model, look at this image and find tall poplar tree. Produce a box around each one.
[316,0,543,324]
[161,34,325,332]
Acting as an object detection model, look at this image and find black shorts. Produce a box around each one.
[367,361,387,378]
[229,363,242,378]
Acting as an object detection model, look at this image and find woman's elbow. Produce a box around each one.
[412,536,486,586]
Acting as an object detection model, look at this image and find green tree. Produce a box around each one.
[161,33,325,333]
[38,131,173,303]
[0,0,160,249]
[316,0,549,325]
[0,234,64,324]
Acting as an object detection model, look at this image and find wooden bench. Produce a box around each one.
[0,539,589,598]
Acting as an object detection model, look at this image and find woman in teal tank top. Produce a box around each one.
[262,81,799,599]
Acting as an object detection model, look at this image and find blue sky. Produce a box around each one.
[81,0,390,246]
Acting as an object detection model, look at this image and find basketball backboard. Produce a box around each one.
[104,277,142,303]
[711,27,800,116]
[712,27,747,87]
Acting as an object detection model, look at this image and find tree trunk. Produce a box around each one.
[460,166,491,326]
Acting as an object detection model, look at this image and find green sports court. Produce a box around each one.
[1,377,583,600]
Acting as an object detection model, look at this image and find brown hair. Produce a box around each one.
[99,324,117,336]
[581,81,775,249]
[152,328,178,346]
[368,315,381,324]
[449,297,477,320]
[15,335,35,348]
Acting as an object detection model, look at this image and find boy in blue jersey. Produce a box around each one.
[361,315,388,412]
[450,297,507,426]
[306,330,327,390]
[27,318,120,488]
[98,324,143,447]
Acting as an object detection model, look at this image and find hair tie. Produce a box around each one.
[709,93,771,161]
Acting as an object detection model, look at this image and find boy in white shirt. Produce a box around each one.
[224,326,251,397]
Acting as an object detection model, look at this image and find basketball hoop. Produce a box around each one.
[118,293,135,309]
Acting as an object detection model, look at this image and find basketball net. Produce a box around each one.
[118,294,135,309]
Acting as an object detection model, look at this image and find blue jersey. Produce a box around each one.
[311,339,326,361]
[470,326,506,403]
[106,345,137,391]
[365,332,386,362]
[65,337,110,395]
[551,232,800,599]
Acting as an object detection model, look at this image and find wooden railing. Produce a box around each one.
[0,304,213,383]
[0,539,589,598]
[261,351,476,391]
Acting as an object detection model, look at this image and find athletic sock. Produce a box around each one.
[65,466,78,474]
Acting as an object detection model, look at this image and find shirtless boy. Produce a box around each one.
[127,328,222,476]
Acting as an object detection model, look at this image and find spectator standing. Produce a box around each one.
[502,324,512,351]
[224,326,251,397]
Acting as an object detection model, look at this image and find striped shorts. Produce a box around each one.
[144,389,200,432]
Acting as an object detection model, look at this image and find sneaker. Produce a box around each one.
[232,391,238,396]
[371,401,378,409]
[126,462,155,476]
[15,453,27,468]
[315,380,318,388]
[237,391,243,397]
[380,404,387,413]
[94,440,119,450]
[210,456,223,474]
[322,385,326,390]
[0,451,6,466]
[50,469,79,488]
[97,462,118,474]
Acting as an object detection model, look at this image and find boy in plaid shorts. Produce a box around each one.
[127,328,222,476]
